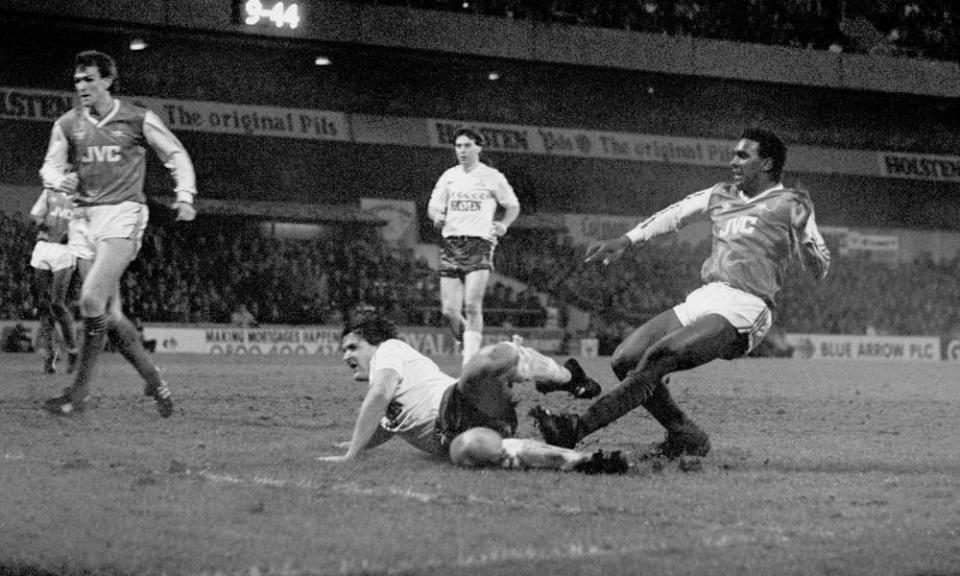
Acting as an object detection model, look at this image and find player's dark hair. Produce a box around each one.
[741,127,786,179]
[74,50,119,91]
[454,127,485,147]
[341,314,398,346]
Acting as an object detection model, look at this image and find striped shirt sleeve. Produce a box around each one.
[798,208,831,280]
[624,186,712,244]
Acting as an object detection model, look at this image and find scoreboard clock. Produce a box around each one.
[235,0,302,29]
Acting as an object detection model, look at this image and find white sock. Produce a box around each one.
[502,438,581,470]
[509,343,569,383]
[462,331,482,366]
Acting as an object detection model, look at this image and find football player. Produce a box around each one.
[39,50,197,417]
[318,314,626,474]
[531,128,830,457]
[29,186,78,374]
[428,127,520,367]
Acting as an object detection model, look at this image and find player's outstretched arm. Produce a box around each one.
[318,368,399,463]
[587,187,711,265]
[585,235,631,264]
[318,428,391,462]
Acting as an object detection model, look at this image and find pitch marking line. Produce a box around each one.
[197,470,462,504]
[196,470,793,573]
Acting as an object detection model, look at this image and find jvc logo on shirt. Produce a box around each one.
[718,216,757,237]
[48,206,73,220]
[80,145,121,163]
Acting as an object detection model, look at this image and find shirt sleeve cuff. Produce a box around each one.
[175,190,196,204]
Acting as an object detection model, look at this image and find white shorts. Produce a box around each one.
[69,202,149,261]
[673,282,772,353]
[30,241,76,272]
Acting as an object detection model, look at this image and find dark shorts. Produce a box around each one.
[439,236,495,279]
[434,382,518,451]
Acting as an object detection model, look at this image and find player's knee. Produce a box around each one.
[440,302,460,318]
[610,347,635,380]
[637,341,692,379]
[449,427,504,468]
[78,293,107,317]
[481,342,518,365]
[462,301,482,319]
[612,335,664,379]
[464,342,518,380]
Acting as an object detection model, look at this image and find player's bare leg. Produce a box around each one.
[439,276,466,354]
[38,309,58,374]
[531,313,737,454]
[610,310,705,453]
[49,267,77,371]
[34,270,58,373]
[460,269,489,366]
[504,337,601,398]
[46,239,131,414]
[456,341,600,437]
[450,427,628,473]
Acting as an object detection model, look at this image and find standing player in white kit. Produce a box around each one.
[428,127,520,367]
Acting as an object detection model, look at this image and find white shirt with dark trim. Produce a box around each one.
[429,162,518,242]
[370,339,456,455]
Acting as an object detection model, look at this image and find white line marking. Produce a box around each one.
[195,470,802,574]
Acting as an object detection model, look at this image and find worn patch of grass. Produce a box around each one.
[2,352,959,575]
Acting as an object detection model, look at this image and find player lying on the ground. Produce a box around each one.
[317,314,626,473]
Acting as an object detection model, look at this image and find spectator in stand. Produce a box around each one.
[345,0,960,61]
[7,206,960,339]
[2,322,35,353]
[428,127,520,366]
[231,302,258,328]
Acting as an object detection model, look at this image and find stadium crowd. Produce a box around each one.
[357,0,960,61]
[495,227,960,342]
[3,209,960,344]
[0,210,547,331]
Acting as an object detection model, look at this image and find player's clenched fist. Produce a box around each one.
[173,201,196,221]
